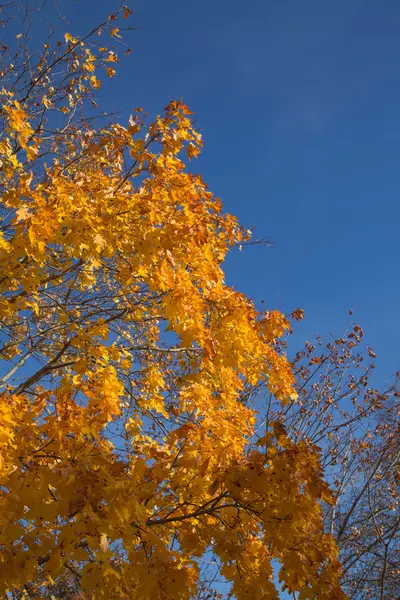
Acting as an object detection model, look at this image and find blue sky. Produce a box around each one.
[32,0,400,383]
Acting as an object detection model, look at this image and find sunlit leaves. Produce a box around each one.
[0,5,346,600]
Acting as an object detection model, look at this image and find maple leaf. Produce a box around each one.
[187,142,201,160]
[123,6,133,19]
[15,206,31,221]
[42,95,52,109]
[291,307,305,321]
[99,533,109,552]
[64,32,78,44]
[93,233,106,250]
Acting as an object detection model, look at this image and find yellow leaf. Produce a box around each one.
[99,533,109,553]
[42,96,52,109]
[64,33,77,44]
[15,206,31,222]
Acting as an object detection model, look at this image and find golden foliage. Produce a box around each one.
[0,8,345,599]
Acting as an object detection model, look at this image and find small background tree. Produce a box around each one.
[248,316,399,600]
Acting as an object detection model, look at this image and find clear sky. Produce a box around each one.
[32,0,400,384]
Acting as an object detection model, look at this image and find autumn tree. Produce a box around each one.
[334,404,399,600]
[247,317,399,600]
[0,5,346,599]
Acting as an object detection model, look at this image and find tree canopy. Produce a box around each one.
[0,5,357,599]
